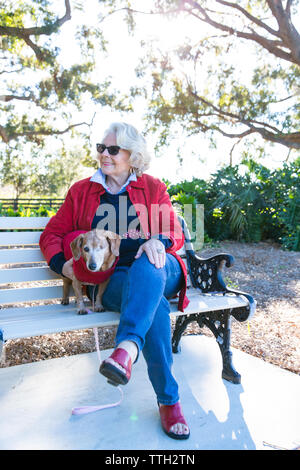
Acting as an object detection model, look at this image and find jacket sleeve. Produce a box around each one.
[39,187,75,265]
[151,182,184,253]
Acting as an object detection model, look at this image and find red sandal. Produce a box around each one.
[99,348,132,386]
[158,401,190,440]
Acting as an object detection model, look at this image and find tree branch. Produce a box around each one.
[0,121,91,143]
[0,0,71,38]
[229,137,244,166]
[286,0,293,18]
[182,0,300,65]
[0,125,9,143]
[0,94,34,102]
[215,0,280,37]
[0,0,71,62]
[189,89,300,148]
[98,5,181,23]
[190,90,280,132]
[266,0,300,63]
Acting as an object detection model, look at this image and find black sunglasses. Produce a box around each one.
[96,143,121,156]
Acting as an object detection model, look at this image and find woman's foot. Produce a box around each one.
[158,401,190,440]
[99,341,137,386]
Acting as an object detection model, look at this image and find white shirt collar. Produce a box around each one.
[90,168,137,194]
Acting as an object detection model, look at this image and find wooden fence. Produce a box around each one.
[0,198,64,210]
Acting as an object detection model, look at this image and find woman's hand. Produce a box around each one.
[135,238,166,269]
[62,258,75,280]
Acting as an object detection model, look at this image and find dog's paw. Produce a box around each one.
[61,298,69,305]
[77,303,89,315]
[94,304,105,312]
[77,308,89,315]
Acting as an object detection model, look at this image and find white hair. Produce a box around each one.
[102,122,151,177]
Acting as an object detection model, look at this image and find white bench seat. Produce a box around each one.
[0,216,255,384]
[0,288,249,342]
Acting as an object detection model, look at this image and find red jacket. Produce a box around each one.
[39,173,189,311]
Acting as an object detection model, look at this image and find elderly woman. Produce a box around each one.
[39,122,190,440]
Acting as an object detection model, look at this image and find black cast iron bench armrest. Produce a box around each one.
[186,250,256,321]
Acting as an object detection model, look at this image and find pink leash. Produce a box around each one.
[71,310,124,415]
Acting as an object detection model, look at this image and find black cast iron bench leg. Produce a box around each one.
[172,311,241,384]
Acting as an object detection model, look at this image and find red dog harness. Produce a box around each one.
[63,230,119,284]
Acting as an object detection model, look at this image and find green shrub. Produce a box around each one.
[0,204,57,218]
[166,158,300,251]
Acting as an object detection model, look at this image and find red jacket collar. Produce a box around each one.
[89,181,106,195]
[128,176,145,189]
[89,175,145,195]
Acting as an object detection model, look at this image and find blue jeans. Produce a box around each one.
[99,252,184,405]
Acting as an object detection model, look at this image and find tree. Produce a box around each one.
[1,145,38,199]
[123,0,300,156]
[0,0,130,196]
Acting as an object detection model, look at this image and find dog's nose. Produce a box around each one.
[88,262,97,271]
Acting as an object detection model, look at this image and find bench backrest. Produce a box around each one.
[0,217,192,307]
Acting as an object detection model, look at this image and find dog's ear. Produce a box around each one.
[70,234,84,261]
[105,231,122,256]
[95,229,107,239]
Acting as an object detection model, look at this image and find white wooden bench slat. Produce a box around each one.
[0,285,64,304]
[0,266,58,284]
[0,231,42,246]
[0,216,50,229]
[0,304,120,341]
[0,248,45,264]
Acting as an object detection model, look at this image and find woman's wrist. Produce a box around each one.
[49,252,67,276]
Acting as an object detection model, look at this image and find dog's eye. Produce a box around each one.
[83,246,89,252]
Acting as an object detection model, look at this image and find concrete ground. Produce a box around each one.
[0,335,299,451]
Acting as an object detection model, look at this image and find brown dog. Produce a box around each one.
[62,229,122,315]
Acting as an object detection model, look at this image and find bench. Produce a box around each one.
[0,216,256,384]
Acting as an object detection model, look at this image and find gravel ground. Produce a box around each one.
[1,240,299,375]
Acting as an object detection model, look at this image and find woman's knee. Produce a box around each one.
[133,251,152,266]
[131,251,167,280]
